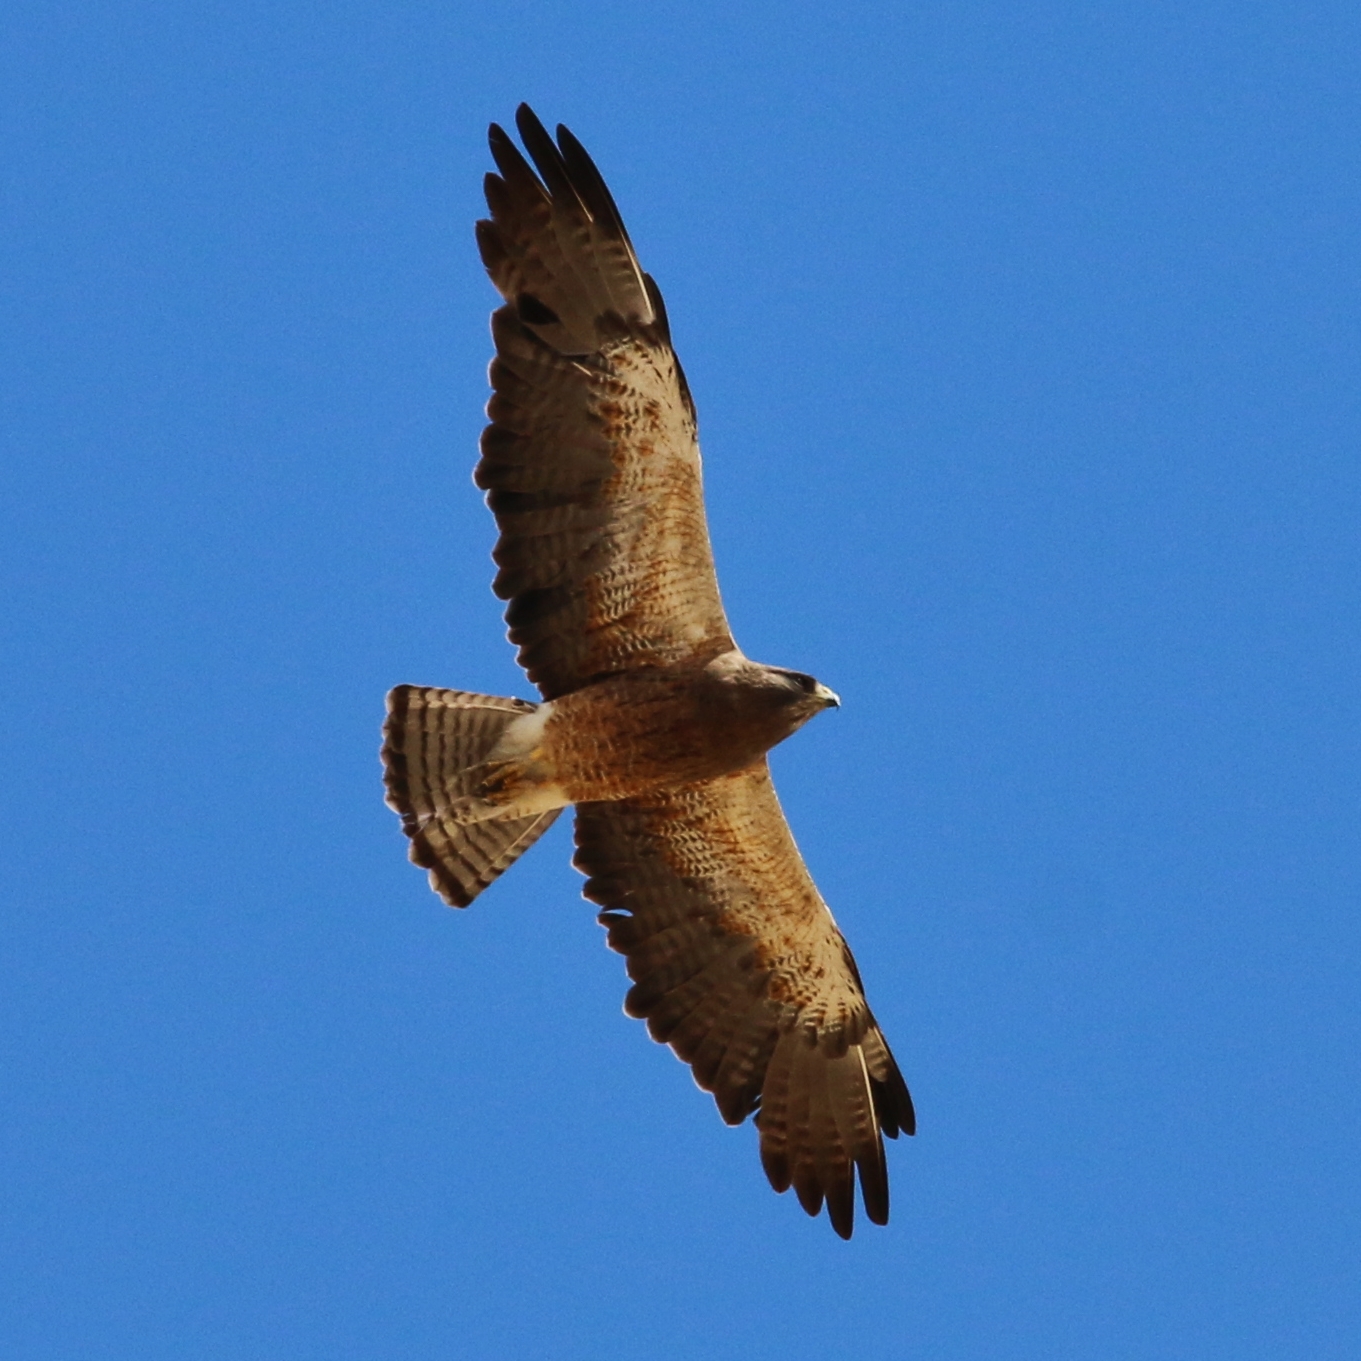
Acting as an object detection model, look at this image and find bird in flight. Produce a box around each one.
[382,104,913,1238]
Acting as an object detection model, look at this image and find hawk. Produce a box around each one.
[382,105,914,1238]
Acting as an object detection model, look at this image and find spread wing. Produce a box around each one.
[475,104,734,700]
[573,761,915,1239]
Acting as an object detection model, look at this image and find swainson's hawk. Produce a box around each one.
[382,105,914,1237]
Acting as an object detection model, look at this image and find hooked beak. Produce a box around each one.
[814,683,841,709]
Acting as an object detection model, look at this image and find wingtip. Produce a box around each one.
[893,1076,918,1138]
[514,102,549,146]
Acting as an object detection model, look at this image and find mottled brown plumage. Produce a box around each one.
[382,104,913,1238]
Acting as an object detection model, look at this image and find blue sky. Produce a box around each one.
[3,2,1359,1357]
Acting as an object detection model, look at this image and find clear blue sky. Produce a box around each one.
[3,2,1358,1357]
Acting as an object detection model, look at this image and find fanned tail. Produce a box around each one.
[382,685,560,906]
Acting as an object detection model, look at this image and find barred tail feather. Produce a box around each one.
[382,685,560,906]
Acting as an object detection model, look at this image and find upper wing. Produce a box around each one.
[475,105,734,700]
[573,761,914,1239]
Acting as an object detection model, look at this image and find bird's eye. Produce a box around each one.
[791,672,816,692]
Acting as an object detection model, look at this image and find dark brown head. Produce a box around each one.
[700,651,839,754]
[763,666,841,721]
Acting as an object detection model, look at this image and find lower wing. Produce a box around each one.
[572,760,914,1238]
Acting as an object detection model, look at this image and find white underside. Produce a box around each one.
[487,702,554,761]
[473,701,570,819]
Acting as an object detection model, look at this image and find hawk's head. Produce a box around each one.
[767,667,841,714]
[701,650,840,753]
